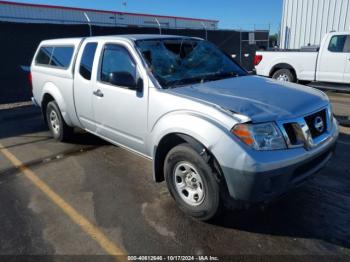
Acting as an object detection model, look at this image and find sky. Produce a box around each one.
[4,0,283,33]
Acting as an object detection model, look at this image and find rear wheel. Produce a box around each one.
[46,101,73,142]
[272,69,295,82]
[164,143,223,221]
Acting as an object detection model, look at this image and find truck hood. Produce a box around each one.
[168,76,329,123]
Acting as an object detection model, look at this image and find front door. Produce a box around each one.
[342,36,350,84]
[93,43,148,154]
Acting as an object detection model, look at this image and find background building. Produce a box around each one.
[0,1,269,103]
[0,0,218,30]
[280,0,350,49]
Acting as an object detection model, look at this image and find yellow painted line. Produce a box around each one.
[0,143,127,260]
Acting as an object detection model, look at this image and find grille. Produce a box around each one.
[304,109,327,138]
[283,123,298,144]
[280,108,329,148]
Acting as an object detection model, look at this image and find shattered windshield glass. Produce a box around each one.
[136,38,247,88]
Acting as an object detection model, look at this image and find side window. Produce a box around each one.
[79,42,98,80]
[50,47,74,68]
[35,46,74,68]
[328,35,347,53]
[36,47,54,65]
[100,44,136,85]
[344,36,350,53]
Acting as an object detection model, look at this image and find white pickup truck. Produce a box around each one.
[255,32,350,90]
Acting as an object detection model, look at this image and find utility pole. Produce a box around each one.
[201,22,208,40]
[83,12,92,36]
[239,28,242,64]
[154,18,162,35]
[268,23,271,49]
[122,1,127,10]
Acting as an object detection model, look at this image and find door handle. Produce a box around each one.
[93,89,104,97]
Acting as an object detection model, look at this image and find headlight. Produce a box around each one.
[231,122,287,150]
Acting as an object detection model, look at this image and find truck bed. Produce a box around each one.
[255,51,318,81]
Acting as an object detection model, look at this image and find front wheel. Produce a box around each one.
[46,101,73,142]
[272,69,296,82]
[164,143,222,221]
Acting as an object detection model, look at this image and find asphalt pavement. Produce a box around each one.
[0,91,349,260]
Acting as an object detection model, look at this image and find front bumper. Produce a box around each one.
[220,118,339,203]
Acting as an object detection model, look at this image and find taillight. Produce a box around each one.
[254,54,263,66]
[28,72,32,90]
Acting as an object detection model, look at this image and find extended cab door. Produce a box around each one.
[73,41,99,132]
[342,36,350,83]
[316,34,348,83]
[92,42,148,154]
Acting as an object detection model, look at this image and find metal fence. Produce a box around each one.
[0,21,269,103]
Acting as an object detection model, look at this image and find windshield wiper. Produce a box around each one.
[166,72,239,89]
[200,71,239,82]
[166,76,205,88]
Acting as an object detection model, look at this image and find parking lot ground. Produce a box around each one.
[327,91,350,126]
[0,91,349,258]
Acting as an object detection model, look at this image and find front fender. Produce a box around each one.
[41,82,74,126]
[149,111,254,199]
[149,110,234,162]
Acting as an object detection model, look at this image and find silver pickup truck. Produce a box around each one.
[30,35,339,220]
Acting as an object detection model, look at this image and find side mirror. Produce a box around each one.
[109,71,143,92]
[135,78,144,93]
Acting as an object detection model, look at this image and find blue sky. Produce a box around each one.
[5,0,283,33]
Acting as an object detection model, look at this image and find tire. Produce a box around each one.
[164,143,223,221]
[46,101,73,142]
[272,69,296,82]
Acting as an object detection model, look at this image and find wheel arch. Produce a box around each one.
[153,133,224,184]
[41,83,73,126]
[269,63,297,79]
[41,93,55,124]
